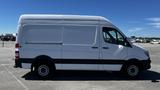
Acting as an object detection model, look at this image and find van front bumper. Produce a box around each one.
[141,58,151,70]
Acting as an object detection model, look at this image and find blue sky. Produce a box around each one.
[0,0,160,37]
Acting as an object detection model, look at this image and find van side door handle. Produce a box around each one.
[102,47,109,49]
[91,46,98,49]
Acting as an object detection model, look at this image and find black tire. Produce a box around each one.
[35,62,55,78]
[125,64,140,77]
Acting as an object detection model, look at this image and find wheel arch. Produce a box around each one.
[31,55,55,72]
[121,58,143,71]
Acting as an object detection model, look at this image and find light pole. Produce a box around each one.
[1,34,4,47]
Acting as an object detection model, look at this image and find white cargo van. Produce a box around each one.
[15,14,151,78]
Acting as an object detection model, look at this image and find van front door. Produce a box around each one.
[100,27,128,71]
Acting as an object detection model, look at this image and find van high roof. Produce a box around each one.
[20,14,110,22]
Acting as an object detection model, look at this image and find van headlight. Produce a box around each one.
[144,50,150,57]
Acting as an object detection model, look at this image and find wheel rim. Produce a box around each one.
[38,65,49,77]
[127,65,139,77]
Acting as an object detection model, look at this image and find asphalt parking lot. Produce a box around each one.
[0,41,160,90]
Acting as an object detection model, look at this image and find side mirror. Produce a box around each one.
[124,38,132,47]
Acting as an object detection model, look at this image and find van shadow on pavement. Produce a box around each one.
[22,70,160,82]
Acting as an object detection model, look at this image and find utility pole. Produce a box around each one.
[1,34,4,47]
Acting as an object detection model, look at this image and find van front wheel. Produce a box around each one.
[126,64,140,77]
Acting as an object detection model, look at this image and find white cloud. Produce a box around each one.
[147,17,160,22]
[148,22,160,28]
[128,27,143,32]
[128,21,141,24]
[146,17,160,29]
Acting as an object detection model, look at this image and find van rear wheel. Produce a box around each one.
[35,63,54,78]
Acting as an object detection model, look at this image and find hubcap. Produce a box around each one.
[127,65,139,77]
[38,65,49,77]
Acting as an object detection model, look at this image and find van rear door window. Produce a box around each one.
[24,25,63,44]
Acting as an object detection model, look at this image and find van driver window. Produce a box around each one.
[102,27,125,45]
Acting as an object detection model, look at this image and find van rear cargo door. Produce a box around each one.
[20,25,63,59]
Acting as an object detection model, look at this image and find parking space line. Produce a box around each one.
[0,64,13,66]
[2,65,28,90]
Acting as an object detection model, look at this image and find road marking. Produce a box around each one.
[0,64,13,66]
[2,65,28,90]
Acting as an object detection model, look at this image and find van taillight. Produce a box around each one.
[15,43,21,48]
[15,43,20,59]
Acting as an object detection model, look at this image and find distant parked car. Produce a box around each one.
[135,39,142,43]
[1,34,16,41]
[10,36,16,41]
[150,40,159,44]
[1,36,10,41]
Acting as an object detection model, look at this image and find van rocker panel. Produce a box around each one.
[15,58,151,71]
